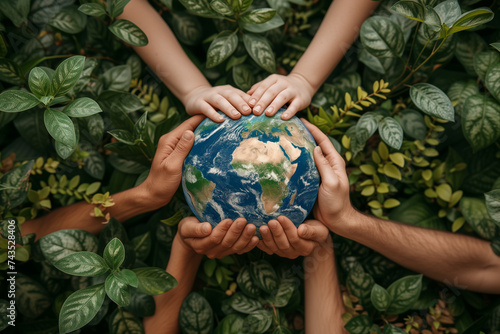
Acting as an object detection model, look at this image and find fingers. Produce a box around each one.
[297,220,329,243]
[163,130,195,170]
[248,77,275,111]
[267,219,291,249]
[179,217,212,238]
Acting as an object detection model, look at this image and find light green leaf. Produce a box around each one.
[230,292,262,314]
[356,112,380,145]
[0,58,24,85]
[51,56,86,97]
[360,16,405,58]
[0,161,33,210]
[109,19,148,47]
[232,64,255,91]
[178,0,220,18]
[434,0,461,27]
[228,0,253,13]
[271,279,295,307]
[398,109,426,140]
[249,260,278,294]
[100,65,132,92]
[109,308,144,334]
[386,275,422,314]
[347,264,374,304]
[207,31,238,68]
[390,0,425,22]
[171,12,203,46]
[344,315,373,334]
[107,0,131,18]
[0,90,40,112]
[239,8,276,25]
[237,265,261,298]
[379,116,403,150]
[29,67,51,99]
[242,33,276,73]
[462,95,500,151]
[39,229,98,265]
[448,7,494,35]
[54,252,109,277]
[210,0,234,15]
[485,62,500,103]
[103,238,126,270]
[49,6,87,34]
[492,42,500,53]
[485,189,500,226]
[105,272,131,306]
[133,267,178,295]
[243,310,273,333]
[63,97,102,117]
[179,292,214,334]
[214,314,244,334]
[241,14,284,33]
[409,83,454,121]
[371,283,391,312]
[44,108,76,147]
[59,284,106,334]
[447,81,479,116]
[460,197,498,240]
[474,51,500,82]
[455,32,488,76]
[78,3,107,17]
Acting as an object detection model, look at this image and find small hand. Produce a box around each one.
[183,85,252,123]
[138,115,204,209]
[301,119,354,231]
[247,73,315,120]
[257,216,329,259]
[178,216,259,259]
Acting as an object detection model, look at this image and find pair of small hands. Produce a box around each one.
[183,74,315,122]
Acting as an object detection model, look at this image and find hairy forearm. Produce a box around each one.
[304,239,347,334]
[291,0,379,93]
[144,235,203,334]
[119,0,211,107]
[335,210,500,293]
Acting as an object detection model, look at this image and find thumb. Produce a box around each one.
[313,146,336,179]
[180,220,212,238]
[167,130,195,169]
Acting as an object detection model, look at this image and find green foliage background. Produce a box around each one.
[0,0,500,333]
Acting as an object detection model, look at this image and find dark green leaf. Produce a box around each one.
[462,95,500,151]
[485,62,500,103]
[178,0,220,17]
[398,109,426,140]
[0,300,8,331]
[237,265,261,298]
[131,232,152,261]
[63,97,102,117]
[386,274,422,314]
[434,0,461,27]
[49,6,88,34]
[356,112,380,145]
[40,229,98,265]
[109,19,148,47]
[207,30,238,68]
[179,292,214,334]
[239,8,276,25]
[171,12,203,46]
[0,58,23,85]
[491,237,500,256]
[492,42,500,53]
[15,274,51,319]
[371,283,391,312]
[133,267,178,295]
[241,14,284,33]
[107,0,131,18]
[0,161,33,211]
[100,65,132,92]
[0,0,30,27]
[271,278,295,307]
[78,3,107,17]
[210,0,234,15]
[474,51,500,82]
[82,113,105,144]
[232,64,255,91]
[384,324,407,334]
[0,90,40,113]
[448,8,494,35]
[51,56,86,97]
[243,310,273,333]
[230,292,262,314]
[103,238,126,270]
[455,32,487,76]
[109,129,135,145]
[214,314,244,334]
[54,252,109,276]
[347,264,374,304]
[44,108,76,147]
[390,0,425,22]
[133,111,148,140]
[447,81,479,116]
[0,35,7,58]
[229,0,253,13]
[249,260,278,294]
[409,83,454,121]
[125,290,155,317]
[242,33,276,73]
[105,272,131,306]
[360,16,405,58]
[379,116,403,150]
[13,109,51,151]
[59,284,106,334]
[344,315,373,334]
[29,67,51,99]
[485,189,500,226]
[108,308,144,334]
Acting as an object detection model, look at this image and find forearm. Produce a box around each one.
[291,0,379,93]
[119,0,211,107]
[144,235,203,334]
[304,239,347,333]
[335,210,500,293]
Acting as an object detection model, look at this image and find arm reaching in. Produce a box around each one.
[248,0,379,119]
[21,116,204,240]
[303,119,500,294]
[119,0,251,122]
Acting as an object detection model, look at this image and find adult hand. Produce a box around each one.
[178,216,259,259]
[301,119,355,232]
[247,73,315,120]
[138,115,204,210]
[183,85,252,123]
[257,216,329,259]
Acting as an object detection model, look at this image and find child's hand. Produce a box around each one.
[257,216,329,259]
[247,73,315,120]
[177,216,259,259]
[183,85,252,123]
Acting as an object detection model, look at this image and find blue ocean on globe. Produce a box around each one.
[181,108,319,228]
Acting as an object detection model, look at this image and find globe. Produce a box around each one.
[181,108,320,228]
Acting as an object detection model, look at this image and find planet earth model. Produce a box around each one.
[181,108,319,228]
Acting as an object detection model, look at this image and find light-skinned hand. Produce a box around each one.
[257,216,329,259]
[247,73,315,120]
[301,119,355,232]
[177,216,259,259]
[183,85,252,123]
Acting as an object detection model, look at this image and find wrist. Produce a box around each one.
[333,206,362,238]
[181,84,212,112]
[288,71,317,97]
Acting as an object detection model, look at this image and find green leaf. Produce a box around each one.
[15,274,51,318]
[474,51,500,82]
[108,308,144,334]
[0,58,24,85]
[461,197,497,240]
[178,0,220,18]
[492,42,500,53]
[485,62,500,103]
[384,324,408,334]
[447,81,479,116]
[243,310,273,333]
[462,95,500,152]
[29,67,51,99]
[44,108,77,148]
[54,252,109,276]
[271,278,295,307]
[455,32,488,76]
[133,267,178,295]
[434,0,461,27]
[386,274,422,314]
[232,64,255,91]
[379,116,403,150]
[242,33,276,73]
[371,283,391,312]
[63,97,102,117]
[109,19,148,47]
[448,7,494,35]
[133,111,148,139]
[207,31,238,68]
[360,16,405,58]
[179,292,214,334]
[239,8,276,25]
[398,109,426,140]
[229,0,253,13]
[131,232,152,261]
[249,260,278,294]
[78,3,107,17]
[51,56,86,97]
[230,292,262,314]
[0,300,8,331]
[39,229,98,265]
[100,65,132,92]
[485,189,500,226]
[171,12,203,46]
[214,314,244,334]
[347,264,374,304]
[409,83,454,121]
[59,284,106,334]
[210,0,234,15]
[390,0,425,22]
[344,315,373,334]
[125,290,155,317]
[0,0,30,27]
[237,265,261,298]
[49,6,88,34]
[103,238,126,270]
[105,272,131,306]
[356,112,380,145]
[107,0,131,18]
[241,14,284,33]
[0,90,40,113]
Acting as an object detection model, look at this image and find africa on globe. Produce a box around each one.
[181,108,320,228]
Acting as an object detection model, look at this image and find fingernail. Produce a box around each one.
[254,105,261,114]
[249,99,256,106]
[282,112,288,119]
[266,106,274,115]
[300,225,308,235]
[232,109,239,117]
[243,105,250,112]
[183,131,193,140]
[202,224,210,234]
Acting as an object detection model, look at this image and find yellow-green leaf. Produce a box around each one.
[368,200,381,209]
[360,164,376,175]
[383,198,400,209]
[422,169,433,181]
[389,153,405,167]
[449,190,463,207]
[436,183,452,202]
[361,185,375,196]
[383,164,401,180]
[378,142,389,160]
[452,217,466,232]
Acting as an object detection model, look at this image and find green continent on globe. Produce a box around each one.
[231,137,298,214]
[183,164,215,215]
